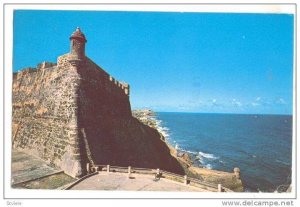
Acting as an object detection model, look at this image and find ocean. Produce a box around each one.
[155,112,293,192]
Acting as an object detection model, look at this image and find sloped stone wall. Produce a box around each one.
[76,59,184,174]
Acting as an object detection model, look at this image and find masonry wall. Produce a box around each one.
[12,54,184,178]
[12,54,133,177]
[12,63,84,177]
[77,57,131,120]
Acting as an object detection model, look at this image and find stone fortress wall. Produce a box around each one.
[12,28,131,177]
[12,28,184,178]
[12,62,83,177]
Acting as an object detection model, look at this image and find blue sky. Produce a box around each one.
[13,10,294,114]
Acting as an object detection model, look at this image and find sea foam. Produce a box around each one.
[198,151,218,160]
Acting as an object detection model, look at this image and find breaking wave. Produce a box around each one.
[153,113,220,170]
[198,151,218,160]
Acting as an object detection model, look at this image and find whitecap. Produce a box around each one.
[205,164,212,169]
[198,151,218,160]
[161,127,169,131]
[182,149,198,155]
[275,159,290,166]
[157,126,170,138]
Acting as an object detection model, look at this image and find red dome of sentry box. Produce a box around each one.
[70,27,87,43]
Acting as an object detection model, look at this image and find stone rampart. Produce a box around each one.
[12,62,83,177]
[12,28,184,178]
[12,53,132,177]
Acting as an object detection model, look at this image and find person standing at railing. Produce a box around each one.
[154,169,161,181]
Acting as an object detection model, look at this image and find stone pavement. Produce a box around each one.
[69,172,208,191]
[11,150,63,185]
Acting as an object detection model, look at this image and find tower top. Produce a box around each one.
[70,27,87,43]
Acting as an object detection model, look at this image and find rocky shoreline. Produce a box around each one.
[132,109,199,166]
[132,109,159,131]
[132,109,244,192]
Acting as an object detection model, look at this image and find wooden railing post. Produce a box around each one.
[128,166,131,178]
[184,175,188,185]
[218,184,222,192]
[86,163,90,174]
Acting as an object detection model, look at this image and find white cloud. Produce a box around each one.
[232,98,242,107]
[251,97,264,107]
[251,102,260,107]
[204,98,222,107]
[236,102,242,107]
[211,99,219,107]
[276,98,287,105]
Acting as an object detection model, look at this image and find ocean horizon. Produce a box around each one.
[155,111,292,116]
[155,112,293,192]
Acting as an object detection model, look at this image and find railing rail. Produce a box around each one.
[221,186,234,192]
[91,164,233,192]
[160,170,185,182]
[132,168,155,174]
[188,177,219,191]
[189,177,217,188]
[99,165,126,173]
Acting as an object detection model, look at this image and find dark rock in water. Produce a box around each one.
[275,184,291,193]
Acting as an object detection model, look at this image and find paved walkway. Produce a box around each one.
[12,150,62,185]
[69,172,208,191]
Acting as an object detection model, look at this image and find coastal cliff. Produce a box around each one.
[132,109,244,192]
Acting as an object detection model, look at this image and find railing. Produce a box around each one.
[221,186,234,192]
[131,167,156,174]
[160,170,185,183]
[188,177,219,192]
[85,164,233,192]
